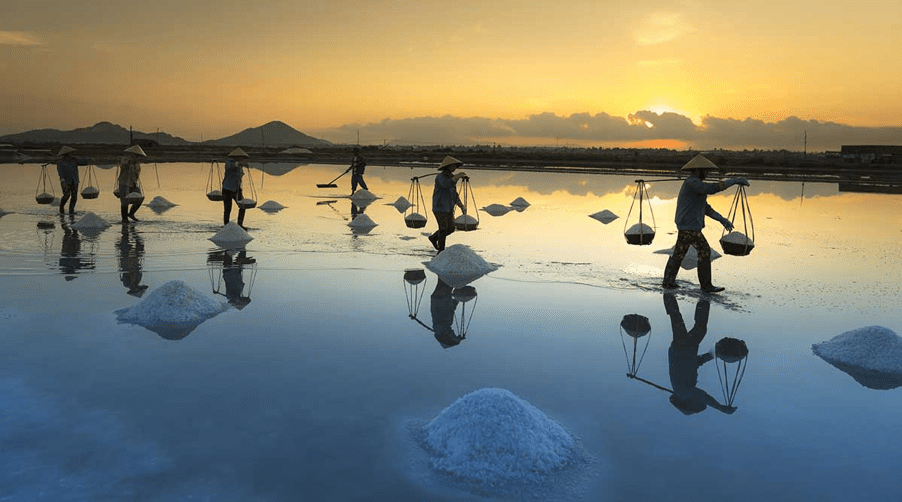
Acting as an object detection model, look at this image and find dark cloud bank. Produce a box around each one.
[322,111,902,152]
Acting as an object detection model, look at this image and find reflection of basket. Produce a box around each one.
[36,192,54,204]
[237,198,257,209]
[715,337,749,363]
[405,213,427,228]
[206,190,223,201]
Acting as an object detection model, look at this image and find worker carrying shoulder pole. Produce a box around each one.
[662,154,749,293]
[349,147,367,195]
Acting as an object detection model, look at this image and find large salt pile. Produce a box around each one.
[812,326,902,389]
[258,200,286,212]
[423,388,576,484]
[350,189,378,201]
[589,209,618,224]
[147,196,177,209]
[482,204,511,217]
[654,245,722,270]
[210,221,253,247]
[391,196,412,212]
[509,197,530,208]
[348,213,377,228]
[424,244,497,287]
[72,212,110,230]
[115,280,227,340]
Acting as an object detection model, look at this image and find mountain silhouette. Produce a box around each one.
[203,121,330,147]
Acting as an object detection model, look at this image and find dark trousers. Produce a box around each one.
[351,173,368,193]
[223,189,246,226]
[663,230,714,288]
[430,212,455,251]
[59,180,78,213]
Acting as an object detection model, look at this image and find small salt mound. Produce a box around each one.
[210,221,253,246]
[348,213,377,228]
[423,388,576,483]
[482,204,511,217]
[350,189,378,201]
[625,222,654,235]
[391,196,412,211]
[509,197,530,208]
[654,246,722,270]
[116,280,227,338]
[72,212,110,230]
[589,209,618,224]
[258,200,286,210]
[722,231,754,245]
[813,326,902,374]
[147,196,176,208]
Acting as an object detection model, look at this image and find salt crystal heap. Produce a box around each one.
[258,200,286,213]
[390,196,412,212]
[350,189,378,201]
[72,212,110,231]
[147,196,176,209]
[425,244,498,287]
[423,388,576,484]
[812,326,902,389]
[510,197,530,208]
[589,209,618,224]
[115,280,227,341]
[348,213,377,228]
[654,246,722,270]
[482,204,511,217]
[210,221,253,247]
[0,206,9,216]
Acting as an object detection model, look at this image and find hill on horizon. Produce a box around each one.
[0,121,330,147]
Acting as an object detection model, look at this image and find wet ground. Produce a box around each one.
[1,162,901,501]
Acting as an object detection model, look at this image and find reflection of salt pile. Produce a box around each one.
[258,200,286,212]
[813,326,902,389]
[147,196,176,208]
[510,197,530,208]
[391,196,412,211]
[589,209,618,224]
[424,244,497,287]
[348,213,377,228]
[72,212,110,230]
[423,388,576,483]
[210,221,253,247]
[482,204,511,217]
[115,280,227,340]
[350,189,378,201]
[654,246,721,270]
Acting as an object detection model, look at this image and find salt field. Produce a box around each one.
[2,161,902,501]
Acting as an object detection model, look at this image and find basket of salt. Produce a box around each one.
[237,198,257,209]
[623,180,656,245]
[206,162,224,201]
[80,165,101,199]
[125,190,145,205]
[620,314,651,338]
[405,212,428,228]
[454,214,478,231]
[35,164,56,204]
[81,186,100,199]
[720,185,755,256]
[454,176,480,231]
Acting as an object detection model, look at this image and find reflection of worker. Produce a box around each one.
[222,250,254,309]
[662,155,749,292]
[117,223,147,297]
[430,278,464,348]
[428,156,467,252]
[59,215,89,281]
[55,146,91,215]
[118,145,146,223]
[223,148,249,229]
[351,201,365,219]
[664,292,735,415]
[350,147,368,195]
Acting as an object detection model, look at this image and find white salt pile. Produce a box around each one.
[625,222,654,235]
[258,200,286,211]
[350,189,378,201]
[721,231,754,245]
[482,204,511,217]
[72,212,110,230]
[210,221,253,246]
[391,196,412,211]
[589,209,618,224]
[116,280,226,327]
[147,196,176,208]
[348,213,377,228]
[423,388,576,483]
[813,326,902,374]
[424,244,497,287]
[509,197,530,208]
[654,246,722,270]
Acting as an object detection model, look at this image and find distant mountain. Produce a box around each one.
[0,122,192,145]
[204,121,331,147]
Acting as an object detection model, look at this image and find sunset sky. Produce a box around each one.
[2,0,902,150]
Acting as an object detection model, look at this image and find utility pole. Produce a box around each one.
[357,129,360,146]
[804,130,807,157]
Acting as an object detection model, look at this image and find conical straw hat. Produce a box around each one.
[438,156,463,170]
[227,147,249,158]
[680,154,719,171]
[57,145,76,156]
[124,145,147,157]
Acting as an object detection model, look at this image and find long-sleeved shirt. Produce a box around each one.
[674,175,727,231]
[117,157,141,187]
[432,171,461,213]
[222,157,245,192]
[350,155,366,175]
[56,157,89,186]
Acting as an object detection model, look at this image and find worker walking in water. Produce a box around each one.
[118,145,145,223]
[223,147,249,229]
[349,147,368,195]
[428,156,467,252]
[662,154,748,292]
[55,146,91,215]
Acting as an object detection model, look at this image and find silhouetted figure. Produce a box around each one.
[664,292,735,415]
[55,146,90,214]
[116,224,147,297]
[118,145,146,223]
[223,148,249,229]
[428,156,467,252]
[349,147,368,195]
[430,278,464,348]
[58,215,93,281]
[221,250,254,309]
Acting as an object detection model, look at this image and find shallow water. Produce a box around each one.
[1,162,901,501]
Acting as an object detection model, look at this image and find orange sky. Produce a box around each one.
[2,0,901,148]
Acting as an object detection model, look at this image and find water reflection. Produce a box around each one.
[406,272,478,349]
[116,224,147,296]
[619,314,652,378]
[208,250,256,310]
[59,215,95,281]
[714,338,749,406]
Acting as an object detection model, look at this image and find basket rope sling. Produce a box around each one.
[719,185,755,256]
[35,164,56,204]
[404,177,429,228]
[623,180,656,245]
